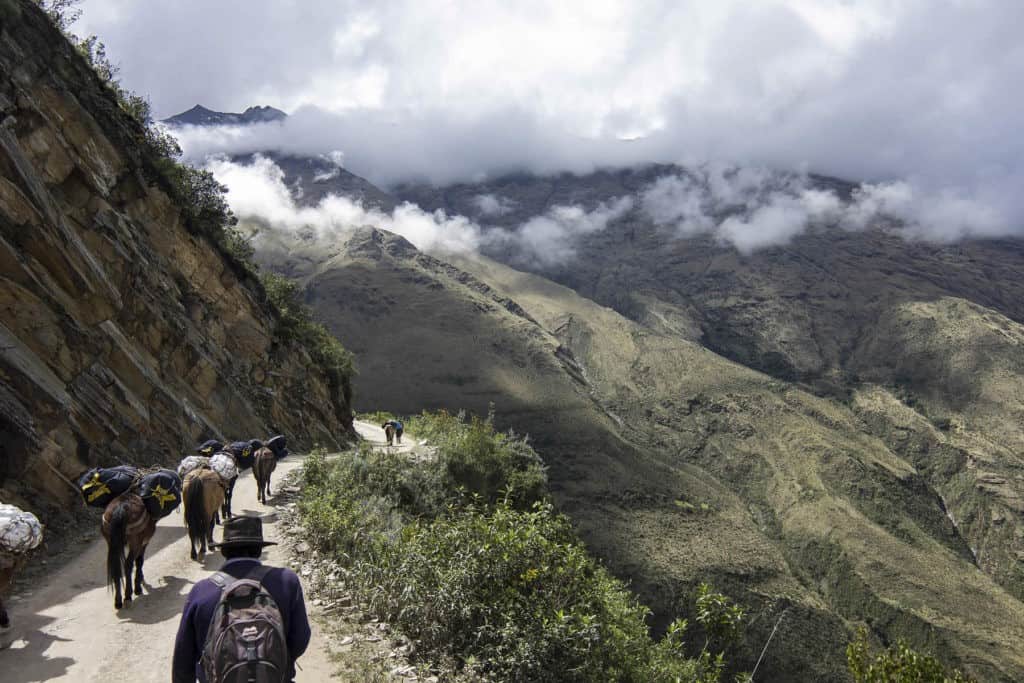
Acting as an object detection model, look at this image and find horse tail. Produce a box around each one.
[106,499,128,590]
[184,475,207,546]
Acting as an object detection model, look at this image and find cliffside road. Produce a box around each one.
[0,454,338,682]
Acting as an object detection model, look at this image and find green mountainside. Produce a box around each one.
[248,220,1024,681]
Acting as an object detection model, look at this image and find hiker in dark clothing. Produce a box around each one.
[172,516,311,683]
[383,420,404,445]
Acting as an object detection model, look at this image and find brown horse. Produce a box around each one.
[252,447,276,505]
[102,493,156,610]
[183,468,225,560]
[383,422,396,446]
[0,553,28,630]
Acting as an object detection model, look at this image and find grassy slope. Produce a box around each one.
[251,224,1024,681]
[449,252,1024,682]
[849,297,1024,602]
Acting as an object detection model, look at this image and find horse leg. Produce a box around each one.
[122,551,135,606]
[134,547,147,594]
[266,470,272,498]
[0,597,9,629]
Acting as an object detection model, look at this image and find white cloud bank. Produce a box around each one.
[210,155,634,265]
[77,0,1024,242]
[214,155,994,262]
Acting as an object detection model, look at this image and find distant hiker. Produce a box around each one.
[172,516,311,683]
[382,419,404,445]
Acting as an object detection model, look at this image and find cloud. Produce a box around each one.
[76,0,1024,240]
[210,155,632,265]
[637,163,1018,252]
[472,194,516,217]
[639,166,844,252]
[207,155,483,254]
[491,198,634,266]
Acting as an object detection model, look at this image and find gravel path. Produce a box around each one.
[0,451,338,682]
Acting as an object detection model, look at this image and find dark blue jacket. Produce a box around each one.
[172,558,311,683]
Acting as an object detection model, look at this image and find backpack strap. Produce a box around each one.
[210,571,231,589]
[245,564,273,585]
[210,564,271,591]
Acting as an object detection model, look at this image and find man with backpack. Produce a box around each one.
[172,516,311,683]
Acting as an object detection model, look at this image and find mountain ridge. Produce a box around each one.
[162,103,287,126]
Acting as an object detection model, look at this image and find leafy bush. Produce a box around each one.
[298,415,745,681]
[407,409,548,508]
[260,272,355,383]
[847,628,974,683]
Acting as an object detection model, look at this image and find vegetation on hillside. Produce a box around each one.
[299,411,746,681]
[34,0,354,396]
[846,628,975,683]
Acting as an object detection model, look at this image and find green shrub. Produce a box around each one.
[846,627,974,683]
[260,272,355,382]
[408,409,548,508]
[298,417,744,681]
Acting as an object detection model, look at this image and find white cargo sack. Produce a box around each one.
[177,455,210,479]
[0,503,44,555]
[210,452,238,482]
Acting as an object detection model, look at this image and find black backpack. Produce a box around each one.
[201,565,289,683]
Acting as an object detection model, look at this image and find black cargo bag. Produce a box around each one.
[248,438,264,450]
[266,435,288,459]
[139,469,182,518]
[76,465,140,508]
[227,441,254,469]
[197,439,224,456]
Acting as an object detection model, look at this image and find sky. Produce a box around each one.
[74,0,1024,250]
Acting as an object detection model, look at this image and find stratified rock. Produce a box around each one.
[0,1,353,519]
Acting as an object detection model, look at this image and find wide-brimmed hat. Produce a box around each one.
[211,515,278,549]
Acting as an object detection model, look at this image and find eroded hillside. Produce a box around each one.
[247,220,1024,682]
[0,1,353,520]
[398,169,1024,609]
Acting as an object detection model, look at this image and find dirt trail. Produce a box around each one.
[0,451,339,682]
[355,420,427,460]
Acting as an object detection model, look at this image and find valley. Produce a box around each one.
[2,0,1024,679]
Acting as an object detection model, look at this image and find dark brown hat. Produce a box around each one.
[210,515,277,549]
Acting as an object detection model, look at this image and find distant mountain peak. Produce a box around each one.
[162,104,287,127]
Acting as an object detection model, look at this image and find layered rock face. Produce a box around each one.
[0,1,352,517]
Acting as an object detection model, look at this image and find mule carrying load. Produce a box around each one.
[1,503,43,629]
[76,465,140,508]
[138,469,183,519]
[0,504,43,557]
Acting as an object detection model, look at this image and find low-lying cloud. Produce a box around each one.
[637,165,1017,253]
[213,154,994,263]
[208,155,483,254]
[211,155,636,265]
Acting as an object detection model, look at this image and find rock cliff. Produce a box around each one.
[0,0,353,518]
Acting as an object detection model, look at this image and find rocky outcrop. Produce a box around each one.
[0,1,353,517]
